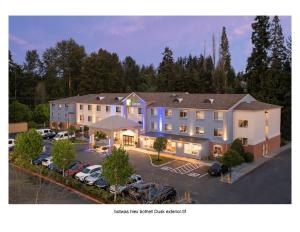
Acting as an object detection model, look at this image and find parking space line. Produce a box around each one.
[198,173,209,178]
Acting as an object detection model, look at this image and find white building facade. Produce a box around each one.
[49,92,281,160]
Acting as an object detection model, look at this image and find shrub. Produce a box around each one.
[9,101,32,123]
[33,104,49,124]
[95,131,107,140]
[68,125,76,135]
[84,125,89,132]
[243,152,254,163]
[28,121,37,129]
[222,149,244,168]
[230,139,245,155]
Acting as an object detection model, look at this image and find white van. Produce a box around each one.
[53,131,75,141]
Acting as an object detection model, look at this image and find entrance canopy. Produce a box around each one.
[89,115,140,134]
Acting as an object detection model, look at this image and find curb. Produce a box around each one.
[148,154,176,167]
[10,164,104,204]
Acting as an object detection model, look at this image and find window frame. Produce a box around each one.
[196,111,205,120]
[179,110,188,118]
[195,127,205,135]
[238,120,248,128]
[164,123,172,131]
[116,106,121,113]
[179,125,188,133]
[214,111,223,121]
[106,105,111,112]
[165,109,172,117]
[214,128,223,137]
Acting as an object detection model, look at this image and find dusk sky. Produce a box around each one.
[9,16,291,72]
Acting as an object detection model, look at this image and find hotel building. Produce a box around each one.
[49,92,281,160]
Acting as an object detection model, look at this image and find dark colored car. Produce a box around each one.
[208,162,228,176]
[64,162,90,177]
[145,185,177,204]
[94,177,109,189]
[45,130,57,140]
[48,160,81,174]
[126,182,156,201]
[32,152,51,165]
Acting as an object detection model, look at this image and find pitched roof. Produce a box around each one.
[49,93,128,105]
[49,92,248,110]
[135,92,247,110]
[234,101,281,111]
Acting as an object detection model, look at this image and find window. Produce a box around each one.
[179,125,188,133]
[184,143,201,155]
[238,120,248,128]
[151,108,157,116]
[65,114,68,118]
[127,107,134,114]
[52,103,55,107]
[165,109,172,117]
[106,106,111,112]
[138,108,142,114]
[80,115,84,121]
[151,122,157,130]
[58,104,62,109]
[240,138,248,145]
[116,106,121,113]
[196,111,205,120]
[88,105,92,111]
[214,111,223,120]
[214,128,223,137]
[88,116,92,122]
[213,145,223,157]
[65,104,68,108]
[195,127,205,135]
[166,141,176,153]
[97,105,101,111]
[180,110,188,118]
[80,104,83,110]
[143,137,155,149]
[165,124,172,131]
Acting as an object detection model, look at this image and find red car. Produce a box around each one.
[65,162,90,177]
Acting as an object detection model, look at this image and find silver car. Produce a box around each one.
[84,171,102,185]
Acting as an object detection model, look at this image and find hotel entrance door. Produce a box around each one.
[123,135,134,146]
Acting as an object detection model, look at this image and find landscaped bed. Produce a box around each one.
[149,154,174,166]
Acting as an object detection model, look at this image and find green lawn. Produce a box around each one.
[150,154,174,166]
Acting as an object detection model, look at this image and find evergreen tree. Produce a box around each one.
[122,56,140,92]
[157,47,175,91]
[245,16,271,99]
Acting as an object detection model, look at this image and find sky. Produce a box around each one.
[9,16,291,72]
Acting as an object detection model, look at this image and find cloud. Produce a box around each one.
[9,34,28,45]
[233,23,251,36]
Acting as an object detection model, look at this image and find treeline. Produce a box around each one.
[9,16,291,140]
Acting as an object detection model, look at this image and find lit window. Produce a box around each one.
[238,120,248,128]
[165,124,172,131]
[166,141,176,153]
[214,128,223,137]
[116,106,121,113]
[127,107,134,114]
[196,111,205,120]
[240,138,248,145]
[88,105,92,111]
[88,116,92,122]
[97,105,101,111]
[179,125,188,133]
[106,106,111,112]
[165,109,172,117]
[214,111,223,120]
[180,110,188,118]
[184,143,201,155]
[195,127,205,135]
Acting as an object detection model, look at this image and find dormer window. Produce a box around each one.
[96,96,105,101]
[173,97,183,103]
[204,98,215,104]
[114,96,123,101]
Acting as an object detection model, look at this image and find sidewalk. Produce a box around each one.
[125,146,213,166]
[221,143,291,184]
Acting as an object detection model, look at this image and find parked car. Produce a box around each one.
[208,162,228,176]
[36,128,56,139]
[109,174,143,195]
[94,177,109,190]
[126,182,156,200]
[53,131,75,141]
[8,139,15,151]
[65,162,90,177]
[41,156,53,167]
[84,171,102,185]
[48,160,81,174]
[145,185,177,204]
[33,152,51,165]
[74,165,102,181]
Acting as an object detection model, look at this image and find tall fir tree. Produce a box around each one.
[245,16,271,100]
